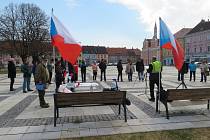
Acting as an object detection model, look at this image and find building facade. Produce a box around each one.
[141,23,160,65]
[185,20,210,62]
[82,46,108,65]
[106,48,127,63]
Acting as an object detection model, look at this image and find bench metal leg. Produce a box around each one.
[165,103,169,119]
[118,105,121,115]
[54,107,57,127]
[208,100,210,110]
[123,104,127,122]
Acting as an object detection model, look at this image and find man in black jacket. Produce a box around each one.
[8,58,16,91]
[99,59,107,81]
[136,58,145,81]
[117,60,123,82]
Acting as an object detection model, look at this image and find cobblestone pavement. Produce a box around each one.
[0,66,210,139]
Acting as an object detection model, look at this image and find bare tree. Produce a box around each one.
[0,3,50,59]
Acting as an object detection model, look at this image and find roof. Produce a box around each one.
[174,28,192,39]
[127,49,141,56]
[132,49,141,56]
[187,20,210,35]
[82,46,96,54]
[106,48,127,56]
[95,46,107,54]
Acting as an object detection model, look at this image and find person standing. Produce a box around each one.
[136,58,145,81]
[47,59,54,84]
[55,60,63,92]
[125,59,135,82]
[80,59,87,82]
[60,58,66,84]
[117,60,123,82]
[147,56,163,102]
[8,58,16,91]
[21,57,33,93]
[188,61,196,82]
[200,60,208,82]
[92,61,98,80]
[35,56,49,108]
[99,59,107,81]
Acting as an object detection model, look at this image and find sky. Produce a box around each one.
[1,0,210,49]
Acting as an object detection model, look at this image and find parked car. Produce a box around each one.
[195,62,201,67]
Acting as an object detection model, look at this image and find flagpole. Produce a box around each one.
[158,17,161,114]
[51,8,56,93]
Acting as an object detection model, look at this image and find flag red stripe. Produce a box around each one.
[172,40,184,71]
[52,35,81,64]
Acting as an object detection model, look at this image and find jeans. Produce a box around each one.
[128,73,132,81]
[81,71,86,82]
[23,77,31,91]
[189,71,196,81]
[201,72,207,82]
[38,90,46,105]
[138,71,144,81]
[93,71,97,80]
[117,71,123,82]
[10,78,15,90]
[100,70,106,81]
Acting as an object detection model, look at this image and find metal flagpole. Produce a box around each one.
[158,18,161,114]
[51,8,56,93]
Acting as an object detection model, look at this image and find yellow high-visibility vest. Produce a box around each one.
[152,61,161,73]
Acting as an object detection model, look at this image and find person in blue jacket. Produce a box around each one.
[188,61,197,81]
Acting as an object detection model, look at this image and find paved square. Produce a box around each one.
[0,66,210,139]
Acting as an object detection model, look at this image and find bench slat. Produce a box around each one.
[167,88,210,100]
[54,91,126,106]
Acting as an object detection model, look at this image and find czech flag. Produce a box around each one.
[159,18,184,71]
[50,15,82,64]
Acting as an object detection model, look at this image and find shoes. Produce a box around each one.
[23,91,27,93]
[28,89,33,91]
[10,88,15,91]
[40,104,49,108]
[149,98,155,102]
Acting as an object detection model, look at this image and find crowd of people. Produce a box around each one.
[7,55,210,107]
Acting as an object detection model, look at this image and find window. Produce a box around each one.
[200,47,202,53]
[208,46,210,52]
[207,34,210,40]
[194,48,196,53]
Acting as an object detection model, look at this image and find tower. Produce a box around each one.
[153,22,157,39]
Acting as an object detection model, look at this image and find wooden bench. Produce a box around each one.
[53,91,127,126]
[156,88,210,119]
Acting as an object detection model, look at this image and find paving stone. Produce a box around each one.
[61,130,80,139]
[21,133,42,140]
[0,127,12,135]
[26,125,46,133]
[7,126,29,135]
[96,121,112,128]
[97,127,114,136]
[41,131,61,140]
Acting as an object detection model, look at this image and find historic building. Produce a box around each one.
[106,48,128,63]
[142,23,160,65]
[82,46,108,65]
[185,19,210,62]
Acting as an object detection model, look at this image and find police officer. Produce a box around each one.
[147,56,163,102]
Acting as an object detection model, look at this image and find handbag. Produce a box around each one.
[36,83,45,91]
[205,71,209,76]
